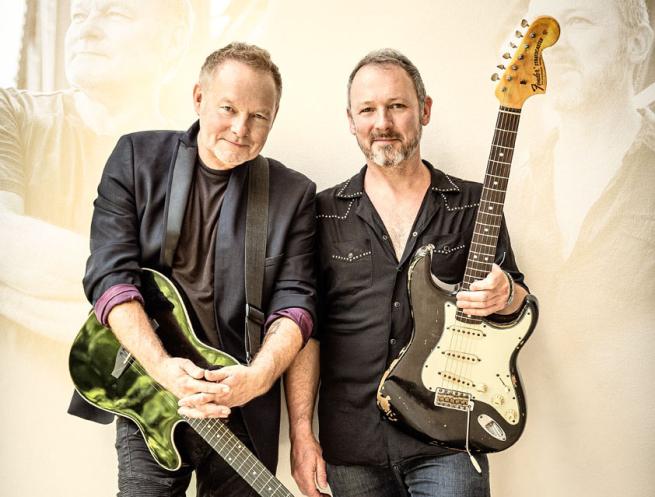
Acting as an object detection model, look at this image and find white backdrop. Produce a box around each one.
[0,1,653,496]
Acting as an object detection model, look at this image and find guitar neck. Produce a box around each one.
[187,417,293,497]
[457,105,521,324]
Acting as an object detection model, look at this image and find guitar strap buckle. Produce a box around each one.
[245,304,265,364]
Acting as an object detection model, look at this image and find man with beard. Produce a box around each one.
[285,49,528,497]
[493,1,655,496]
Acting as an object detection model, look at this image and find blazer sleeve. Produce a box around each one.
[83,135,143,304]
[265,179,317,333]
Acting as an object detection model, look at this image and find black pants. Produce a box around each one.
[115,411,258,497]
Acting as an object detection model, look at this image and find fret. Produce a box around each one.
[471,232,497,241]
[492,144,514,150]
[465,265,489,272]
[486,173,509,180]
[480,199,505,206]
[488,159,511,165]
[474,225,499,233]
[470,242,497,251]
[481,186,506,194]
[499,108,521,115]
[494,127,518,133]
[468,259,494,267]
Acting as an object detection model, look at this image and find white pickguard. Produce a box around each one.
[421,301,534,424]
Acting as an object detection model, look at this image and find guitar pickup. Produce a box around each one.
[435,387,472,412]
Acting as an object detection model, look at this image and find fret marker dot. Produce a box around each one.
[499,152,504,157]
[493,181,498,186]
[485,257,489,261]
[484,228,489,232]
[488,206,493,210]
[474,255,478,259]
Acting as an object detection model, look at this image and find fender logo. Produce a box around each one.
[531,37,545,92]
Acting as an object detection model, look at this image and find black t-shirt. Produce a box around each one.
[171,158,231,348]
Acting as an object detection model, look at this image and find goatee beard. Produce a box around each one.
[364,127,422,168]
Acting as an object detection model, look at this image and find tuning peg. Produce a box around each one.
[509,41,517,49]
[515,30,523,38]
[521,19,529,28]
[491,73,500,81]
[497,64,506,70]
[502,52,511,59]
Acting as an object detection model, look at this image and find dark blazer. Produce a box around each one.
[68,121,317,472]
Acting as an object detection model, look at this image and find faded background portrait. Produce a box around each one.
[0,1,653,496]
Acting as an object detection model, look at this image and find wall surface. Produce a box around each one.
[0,1,653,496]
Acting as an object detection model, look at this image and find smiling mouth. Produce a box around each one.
[222,139,249,148]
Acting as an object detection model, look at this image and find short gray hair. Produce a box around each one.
[200,42,282,108]
[347,49,427,109]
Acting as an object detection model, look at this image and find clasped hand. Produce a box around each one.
[152,357,268,419]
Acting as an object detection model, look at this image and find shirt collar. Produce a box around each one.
[335,159,461,200]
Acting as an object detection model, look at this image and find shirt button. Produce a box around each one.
[390,338,397,345]
[412,231,418,237]
[393,301,400,308]
[382,234,388,240]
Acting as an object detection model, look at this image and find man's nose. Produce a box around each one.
[231,115,250,138]
[72,11,104,41]
[374,108,392,130]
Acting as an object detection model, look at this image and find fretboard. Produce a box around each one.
[186,417,293,497]
[456,105,521,324]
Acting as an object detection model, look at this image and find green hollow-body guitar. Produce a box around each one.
[69,268,293,497]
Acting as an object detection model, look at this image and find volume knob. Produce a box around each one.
[492,394,505,406]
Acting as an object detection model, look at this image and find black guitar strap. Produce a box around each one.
[161,146,269,363]
[244,155,269,363]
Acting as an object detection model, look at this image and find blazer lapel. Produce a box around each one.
[161,138,197,268]
[213,162,249,353]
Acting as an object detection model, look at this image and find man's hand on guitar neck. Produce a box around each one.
[456,263,528,317]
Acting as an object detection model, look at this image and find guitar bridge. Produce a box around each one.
[435,388,472,412]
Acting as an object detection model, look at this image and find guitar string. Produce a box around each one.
[127,360,292,497]
[449,106,519,404]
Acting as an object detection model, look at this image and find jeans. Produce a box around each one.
[327,452,490,497]
[115,414,258,497]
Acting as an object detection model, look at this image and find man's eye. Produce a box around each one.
[254,114,269,121]
[106,9,132,20]
[359,107,374,114]
[71,10,86,22]
[390,103,406,110]
[220,106,234,113]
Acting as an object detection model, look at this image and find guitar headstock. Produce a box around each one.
[492,16,560,109]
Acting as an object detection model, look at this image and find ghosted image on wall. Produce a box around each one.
[0,1,653,497]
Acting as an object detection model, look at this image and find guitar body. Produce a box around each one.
[377,245,538,453]
[69,269,239,471]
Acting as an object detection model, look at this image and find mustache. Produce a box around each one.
[370,132,402,140]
